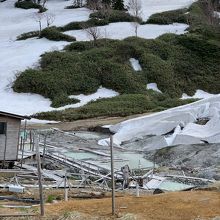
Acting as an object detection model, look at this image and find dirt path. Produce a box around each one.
[26,113,152,131]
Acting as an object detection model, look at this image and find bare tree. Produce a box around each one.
[127,0,142,18]
[82,25,102,45]
[100,3,112,19]
[72,0,84,8]
[33,12,44,36]
[127,0,142,37]
[41,0,47,11]
[86,0,102,11]
[131,22,140,37]
[200,0,220,26]
[44,13,55,27]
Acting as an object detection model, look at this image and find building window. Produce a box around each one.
[0,122,6,134]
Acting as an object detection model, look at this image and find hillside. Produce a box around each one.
[2,0,218,117]
[8,0,220,121]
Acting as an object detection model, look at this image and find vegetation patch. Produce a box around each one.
[146,9,188,25]
[40,27,76,42]
[13,34,220,111]
[17,31,40,40]
[14,0,46,11]
[147,0,220,41]
[33,93,196,121]
[90,10,141,23]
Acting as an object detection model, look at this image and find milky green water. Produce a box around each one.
[159,180,193,191]
[63,152,99,160]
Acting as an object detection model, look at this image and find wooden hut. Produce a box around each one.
[0,111,29,167]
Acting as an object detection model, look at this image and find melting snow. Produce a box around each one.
[147,83,162,93]
[129,58,142,71]
[181,90,216,99]
[64,87,119,110]
[65,23,188,41]
[99,95,220,147]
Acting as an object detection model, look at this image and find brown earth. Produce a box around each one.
[45,191,220,220]
[25,113,152,131]
[1,190,219,220]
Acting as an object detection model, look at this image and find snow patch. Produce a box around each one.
[147,83,162,93]
[129,58,142,71]
[165,125,182,146]
[181,90,216,100]
[65,87,119,109]
[124,0,197,21]
[65,23,189,41]
[27,118,60,124]
[99,95,220,147]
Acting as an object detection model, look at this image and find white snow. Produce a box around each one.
[27,118,60,124]
[61,87,119,110]
[129,58,142,71]
[99,95,220,147]
[65,22,188,41]
[165,125,182,146]
[0,0,91,41]
[147,83,162,93]
[181,89,216,99]
[124,0,197,21]
[0,0,93,116]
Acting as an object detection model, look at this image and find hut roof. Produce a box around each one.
[0,111,30,120]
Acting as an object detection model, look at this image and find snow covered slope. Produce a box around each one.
[65,23,188,41]
[99,95,220,147]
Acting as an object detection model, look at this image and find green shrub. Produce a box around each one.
[90,10,141,23]
[13,35,220,111]
[17,31,40,40]
[146,9,188,25]
[65,39,119,52]
[59,10,141,32]
[40,27,76,42]
[59,18,109,32]
[14,0,45,10]
[33,94,196,121]
[52,93,79,108]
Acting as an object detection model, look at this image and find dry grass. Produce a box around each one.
[45,191,220,220]
[0,191,219,220]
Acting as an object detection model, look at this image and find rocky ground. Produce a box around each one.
[144,143,220,180]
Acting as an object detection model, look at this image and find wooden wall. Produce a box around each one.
[0,116,21,161]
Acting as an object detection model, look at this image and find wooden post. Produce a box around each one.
[32,134,35,152]
[24,120,27,141]
[64,172,68,201]
[136,182,140,197]
[30,130,32,150]
[2,123,8,169]
[42,135,46,169]
[35,133,44,216]
[110,134,115,216]
[20,136,25,169]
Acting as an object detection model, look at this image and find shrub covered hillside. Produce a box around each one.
[13,35,220,107]
[12,0,220,121]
